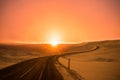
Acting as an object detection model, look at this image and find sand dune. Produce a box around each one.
[59,40,120,80]
[0,44,71,69]
[0,44,51,69]
[0,40,120,80]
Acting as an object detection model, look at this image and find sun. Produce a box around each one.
[50,38,59,47]
[51,41,58,46]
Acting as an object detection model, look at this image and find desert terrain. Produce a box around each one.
[0,40,120,80]
[59,40,120,80]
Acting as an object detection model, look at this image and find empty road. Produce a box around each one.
[0,56,63,80]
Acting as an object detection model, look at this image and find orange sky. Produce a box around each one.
[0,0,120,43]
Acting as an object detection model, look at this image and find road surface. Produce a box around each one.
[0,56,63,80]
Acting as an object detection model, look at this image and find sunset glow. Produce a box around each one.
[0,0,119,43]
[51,41,58,47]
[50,38,59,47]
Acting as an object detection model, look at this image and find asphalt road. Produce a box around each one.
[0,56,63,80]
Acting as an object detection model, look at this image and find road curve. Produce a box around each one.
[0,56,63,80]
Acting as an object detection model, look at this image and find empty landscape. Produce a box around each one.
[0,40,120,80]
[0,0,119,80]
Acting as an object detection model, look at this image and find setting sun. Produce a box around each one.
[51,41,58,46]
[50,38,60,47]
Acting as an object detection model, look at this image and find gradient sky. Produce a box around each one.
[0,0,120,43]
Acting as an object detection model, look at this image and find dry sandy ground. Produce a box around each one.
[59,40,120,80]
[0,44,55,69]
[0,40,120,80]
[0,44,71,69]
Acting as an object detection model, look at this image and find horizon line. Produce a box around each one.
[0,39,119,45]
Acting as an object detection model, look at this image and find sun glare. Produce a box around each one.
[50,38,59,47]
[51,41,57,46]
